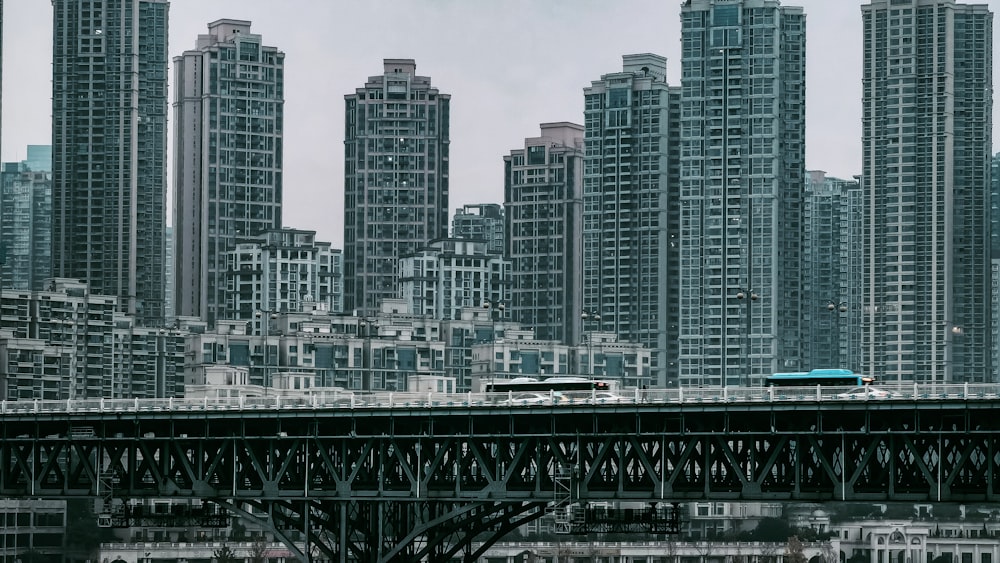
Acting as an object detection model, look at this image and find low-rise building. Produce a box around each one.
[0,279,185,400]
[228,228,341,323]
[399,237,509,321]
[471,329,652,390]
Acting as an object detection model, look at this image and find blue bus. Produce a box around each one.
[765,369,873,387]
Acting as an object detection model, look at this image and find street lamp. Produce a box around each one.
[581,309,601,376]
[358,318,377,390]
[941,322,964,382]
[735,288,759,387]
[482,299,505,381]
[827,300,848,368]
[255,310,278,388]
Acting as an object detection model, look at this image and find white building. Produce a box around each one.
[399,237,509,321]
[228,228,341,325]
[471,328,652,389]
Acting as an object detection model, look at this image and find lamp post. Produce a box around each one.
[735,288,758,387]
[358,318,377,390]
[827,300,848,368]
[942,323,963,383]
[482,299,505,382]
[581,309,601,376]
[255,310,278,388]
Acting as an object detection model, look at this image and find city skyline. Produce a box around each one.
[5,0,1000,248]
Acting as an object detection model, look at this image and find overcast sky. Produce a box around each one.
[3,0,999,247]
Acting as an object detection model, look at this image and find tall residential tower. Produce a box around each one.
[862,0,993,382]
[582,54,680,386]
[505,122,585,346]
[803,171,863,373]
[51,0,169,326]
[344,59,450,315]
[678,0,806,387]
[173,19,285,326]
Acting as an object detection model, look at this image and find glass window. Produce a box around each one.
[527,145,546,165]
[713,5,739,26]
[608,88,629,109]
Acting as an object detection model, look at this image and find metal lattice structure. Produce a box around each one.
[1,398,998,561]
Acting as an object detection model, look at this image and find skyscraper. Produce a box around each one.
[51,0,168,327]
[0,159,51,290]
[343,59,450,316]
[505,122,585,345]
[173,20,285,326]
[0,146,53,291]
[862,0,992,383]
[803,171,862,372]
[678,0,806,387]
[582,54,680,387]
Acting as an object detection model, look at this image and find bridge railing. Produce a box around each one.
[1,383,997,415]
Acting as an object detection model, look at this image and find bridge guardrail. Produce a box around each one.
[0,382,996,416]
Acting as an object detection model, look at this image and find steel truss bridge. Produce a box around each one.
[0,387,999,562]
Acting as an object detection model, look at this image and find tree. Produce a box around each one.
[250,538,270,563]
[753,517,793,542]
[760,541,783,563]
[820,541,840,563]
[213,544,239,563]
[785,535,808,563]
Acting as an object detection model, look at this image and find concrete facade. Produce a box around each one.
[51,0,169,327]
[173,19,285,327]
[584,55,680,387]
[505,122,585,346]
[227,228,340,324]
[399,238,509,322]
[344,59,450,316]
[861,0,993,383]
[678,1,806,388]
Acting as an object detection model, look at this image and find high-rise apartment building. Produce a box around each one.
[343,59,450,316]
[803,171,862,372]
[0,162,51,290]
[452,204,504,256]
[173,20,285,326]
[51,0,168,327]
[677,1,806,388]
[862,0,992,383]
[164,226,174,324]
[993,154,1000,382]
[583,55,680,386]
[506,122,585,345]
[0,146,53,291]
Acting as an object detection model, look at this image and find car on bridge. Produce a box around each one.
[563,391,630,404]
[499,391,567,406]
[836,386,893,400]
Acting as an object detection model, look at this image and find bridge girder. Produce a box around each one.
[0,400,996,561]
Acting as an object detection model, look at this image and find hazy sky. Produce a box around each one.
[3,1,999,247]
